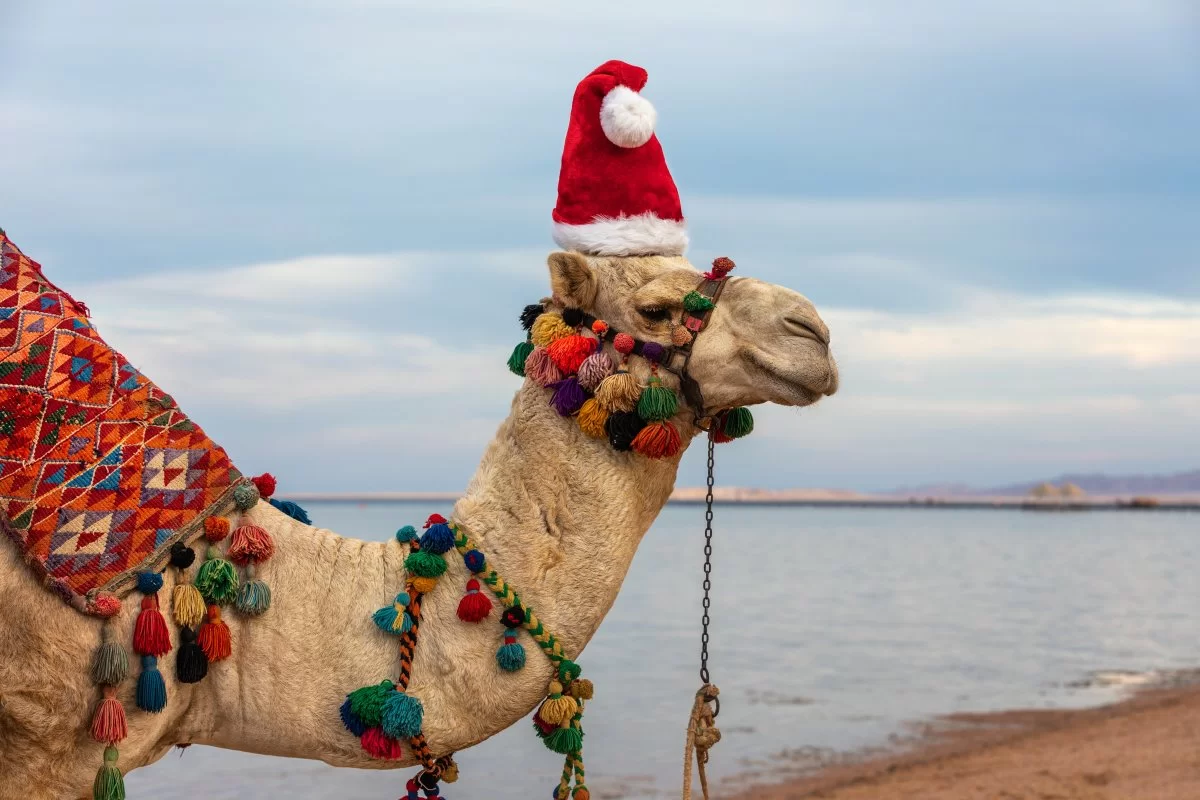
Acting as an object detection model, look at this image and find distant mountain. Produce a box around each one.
[893,469,1200,497]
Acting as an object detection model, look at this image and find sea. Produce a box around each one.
[128,503,1200,798]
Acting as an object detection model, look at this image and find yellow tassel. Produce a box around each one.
[538,680,579,726]
[531,314,575,347]
[171,583,206,628]
[576,398,609,439]
[595,371,641,413]
[409,576,438,594]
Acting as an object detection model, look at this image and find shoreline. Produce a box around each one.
[727,671,1200,799]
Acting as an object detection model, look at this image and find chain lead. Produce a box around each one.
[699,433,718,716]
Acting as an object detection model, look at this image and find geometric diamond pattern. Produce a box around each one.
[0,231,243,614]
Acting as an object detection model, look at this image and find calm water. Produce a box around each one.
[129,503,1199,798]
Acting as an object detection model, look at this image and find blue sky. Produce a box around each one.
[2,1,1198,492]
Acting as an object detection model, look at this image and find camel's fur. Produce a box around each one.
[0,252,837,798]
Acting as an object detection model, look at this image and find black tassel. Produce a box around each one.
[176,627,208,684]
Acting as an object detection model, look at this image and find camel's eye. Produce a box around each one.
[638,307,672,323]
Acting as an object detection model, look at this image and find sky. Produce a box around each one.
[2,1,1198,492]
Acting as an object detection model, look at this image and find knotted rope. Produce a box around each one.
[682,684,721,800]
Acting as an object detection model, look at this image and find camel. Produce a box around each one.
[0,249,837,799]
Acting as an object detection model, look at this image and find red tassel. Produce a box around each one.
[90,686,128,744]
[424,513,447,528]
[198,604,232,661]
[360,727,404,760]
[250,473,277,499]
[227,524,275,565]
[631,420,682,459]
[456,579,493,623]
[547,334,598,374]
[133,594,172,656]
[532,709,556,737]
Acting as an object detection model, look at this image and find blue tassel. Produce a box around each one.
[269,498,312,525]
[340,697,368,736]
[496,628,526,672]
[381,691,424,739]
[419,523,455,554]
[136,655,167,712]
[373,592,412,635]
[395,525,418,543]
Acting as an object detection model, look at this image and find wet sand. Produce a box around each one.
[731,678,1200,799]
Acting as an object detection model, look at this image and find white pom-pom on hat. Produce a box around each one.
[600,85,657,148]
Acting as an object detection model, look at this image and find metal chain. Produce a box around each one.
[699,433,718,716]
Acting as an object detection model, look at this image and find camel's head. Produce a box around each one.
[546,251,838,413]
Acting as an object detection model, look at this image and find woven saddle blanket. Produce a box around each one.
[0,230,245,615]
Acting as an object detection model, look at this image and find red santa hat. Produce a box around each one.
[552,60,687,257]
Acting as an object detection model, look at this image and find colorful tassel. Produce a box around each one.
[172,583,206,628]
[361,727,405,760]
[133,594,171,657]
[508,340,535,376]
[706,256,736,280]
[90,686,128,744]
[722,406,754,438]
[203,516,231,543]
[419,522,455,554]
[577,398,609,439]
[604,411,646,452]
[544,724,583,754]
[683,290,715,312]
[525,346,565,387]
[90,631,129,687]
[576,350,614,390]
[176,627,208,683]
[496,628,526,671]
[228,524,275,565]
[269,497,312,524]
[409,575,438,594]
[456,578,492,622]
[395,524,418,543]
[568,678,595,701]
[135,655,167,713]
[631,420,682,459]
[235,564,272,615]
[532,709,556,737]
[340,697,368,736]
[198,604,232,661]
[381,690,424,739]
[561,307,584,327]
[594,370,641,413]
[537,681,579,725]
[405,549,447,578]
[250,472,277,499]
[195,547,239,605]
[530,313,575,347]
[636,377,679,421]
[520,303,544,331]
[346,680,395,729]
[373,592,414,635]
[547,334,597,374]
[92,746,125,800]
[549,377,588,416]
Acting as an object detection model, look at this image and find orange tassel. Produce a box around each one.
[227,524,275,565]
[198,604,232,661]
[204,517,230,543]
[631,421,682,459]
[547,334,597,374]
[132,594,172,657]
[90,686,128,744]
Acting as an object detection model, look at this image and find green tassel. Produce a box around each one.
[722,406,754,438]
[195,549,239,605]
[543,724,583,754]
[93,746,125,800]
[235,579,272,615]
[636,378,678,421]
[90,637,129,686]
[683,291,715,312]
[404,549,447,578]
[347,680,395,729]
[507,341,535,376]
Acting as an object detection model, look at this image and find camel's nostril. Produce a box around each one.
[783,315,828,344]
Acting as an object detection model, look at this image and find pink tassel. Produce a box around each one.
[90,687,128,744]
[228,524,275,565]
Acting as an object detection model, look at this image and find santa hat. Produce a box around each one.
[552,60,687,257]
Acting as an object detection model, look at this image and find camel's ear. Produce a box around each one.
[547,251,598,309]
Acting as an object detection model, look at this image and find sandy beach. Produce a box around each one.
[733,677,1200,799]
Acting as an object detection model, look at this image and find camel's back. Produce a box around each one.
[0,230,245,614]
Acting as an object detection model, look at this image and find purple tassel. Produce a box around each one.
[549,377,588,416]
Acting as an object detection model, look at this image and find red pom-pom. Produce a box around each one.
[204,517,230,543]
[532,709,556,737]
[87,592,122,617]
[90,687,128,744]
[457,579,493,623]
[227,524,276,565]
[199,605,232,661]
[133,595,172,656]
[425,513,447,528]
[361,727,404,760]
[705,257,735,280]
[251,473,277,499]
[631,421,682,459]
[591,320,609,337]
[613,333,635,355]
[547,334,598,375]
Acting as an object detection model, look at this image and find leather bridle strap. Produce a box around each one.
[661,274,730,425]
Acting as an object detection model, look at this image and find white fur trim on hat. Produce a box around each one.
[600,86,657,148]
[552,213,688,257]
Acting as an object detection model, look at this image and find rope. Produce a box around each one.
[681,685,721,800]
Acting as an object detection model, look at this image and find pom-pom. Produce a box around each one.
[373,592,413,635]
[637,377,679,421]
[90,687,128,744]
[176,627,208,684]
[568,678,595,700]
[500,605,526,629]
[235,574,272,616]
[419,522,455,554]
[346,680,396,728]
[538,681,579,725]
[706,256,736,279]
[591,319,609,337]
[361,727,405,760]
[544,724,584,754]
[683,291,715,312]
[269,498,312,524]
[456,579,492,622]
[576,351,615,390]
[631,420,682,459]
[204,517,230,543]
[405,549,447,578]
[409,576,438,594]
[91,635,129,686]
[547,334,597,374]
[232,482,258,511]
[395,525,418,542]
[612,332,635,355]
[577,398,609,439]
[640,341,666,364]
[605,411,646,451]
[573,785,591,800]
[136,655,167,713]
[508,340,535,376]
[198,605,232,661]
[172,583,206,628]
[530,313,575,347]
[462,549,486,573]
[520,303,544,331]
[93,746,125,800]
[671,324,693,347]
[136,571,163,594]
[525,346,565,387]
[424,513,447,526]
[558,660,582,683]
[168,542,196,569]
[87,592,122,617]
[133,594,171,657]
[496,629,526,672]
[594,370,641,413]
[532,710,556,738]
[722,406,754,438]
[251,473,277,499]
[381,690,424,739]
[600,85,657,148]
[195,550,239,604]
[340,697,368,736]
[228,524,275,565]
[549,377,589,416]
[561,307,584,327]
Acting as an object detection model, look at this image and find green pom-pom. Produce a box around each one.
[347,680,395,729]
[93,746,125,800]
[557,659,582,683]
[404,549,447,578]
[395,525,417,543]
[232,482,258,511]
[381,690,424,739]
[507,341,535,376]
[543,725,583,754]
[636,379,678,421]
[722,406,754,438]
[235,579,272,615]
[195,552,239,605]
[90,639,129,686]
[683,291,715,313]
